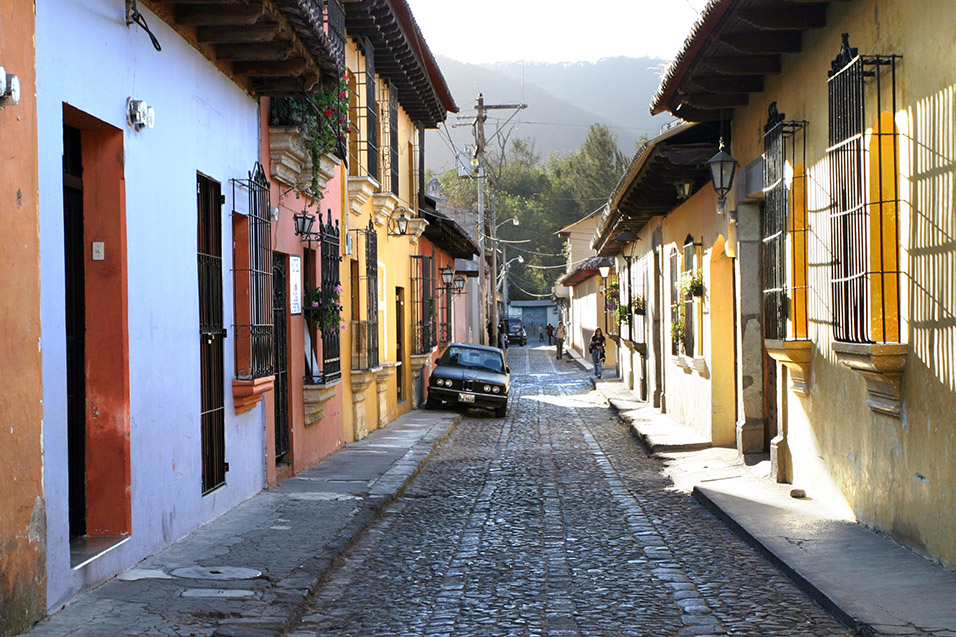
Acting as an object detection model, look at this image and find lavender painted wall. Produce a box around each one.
[37,0,266,609]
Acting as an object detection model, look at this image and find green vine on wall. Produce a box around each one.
[269,73,349,200]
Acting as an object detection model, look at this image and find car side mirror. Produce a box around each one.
[505,367,510,374]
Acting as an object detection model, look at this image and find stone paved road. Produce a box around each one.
[290,346,855,636]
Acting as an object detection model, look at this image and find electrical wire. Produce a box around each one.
[506,280,554,298]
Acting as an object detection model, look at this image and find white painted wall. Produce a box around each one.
[37,0,265,609]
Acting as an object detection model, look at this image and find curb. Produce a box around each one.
[213,413,463,637]
[691,486,861,635]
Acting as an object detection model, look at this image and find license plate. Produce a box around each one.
[458,393,475,403]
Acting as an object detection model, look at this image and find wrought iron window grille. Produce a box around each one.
[826,33,902,344]
[232,163,275,381]
[762,103,809,342]
[410,254,436,354]
[350,219,380,370]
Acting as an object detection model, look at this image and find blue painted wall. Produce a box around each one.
[37,0,266,609]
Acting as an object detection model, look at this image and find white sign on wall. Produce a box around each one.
[289,255,302,315]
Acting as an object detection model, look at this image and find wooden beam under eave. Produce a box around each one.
[216,41,294,61]
[233,58,307,76]
[738,4,828,29]
[682,93,749,109]
[196,23,282,43]
[721,31,802,53]
[692,75,764,94]
[698,55,782,75]
[250,74,319,96]
[671,103,729,122]
[173,3,264,26]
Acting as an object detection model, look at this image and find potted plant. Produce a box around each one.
[269,72,349,200]
[615,303,629,326]
[670,314,686,347]
[304,284,345,333]
[679,268,704,298]
[633,295,646,315]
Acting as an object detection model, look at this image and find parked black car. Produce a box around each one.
[426,343,510,417]
[502,317,526,346]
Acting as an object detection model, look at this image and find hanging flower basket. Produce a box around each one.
[633,296,646,315]
[679,268,704,298]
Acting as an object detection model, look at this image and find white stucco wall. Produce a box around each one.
[37,0,265,609]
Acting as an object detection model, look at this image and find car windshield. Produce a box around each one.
[440,346,504,373]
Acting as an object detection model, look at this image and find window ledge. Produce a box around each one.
[350,369,377,399]
[410,352,432,373]
[765,339,813,396]
[268,125,308,188]
[233,376,275,414]
[372,191,399,227]
[832,341,907,417]
[673,355,693,372]
[347,175,379,216]
[303,378,341,427]
[691,356,708,374]
[623,339,647,355]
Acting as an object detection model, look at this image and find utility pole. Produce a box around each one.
[473,94,526,348]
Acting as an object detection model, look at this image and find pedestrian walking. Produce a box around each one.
[589,328,606,378]
[554,322,567,360]
[538,326,545,343]
[546,322,554,345]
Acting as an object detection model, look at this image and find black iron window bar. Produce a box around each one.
[410,255,436,355]
[351,38,379,182]
[669,249,681,356]
[323,0,346,72]
[377,81,394,195]
[233,162,275,381]
[682,238,697,357]
[631,254,647,344]
[827,33,901,344]
[350,220,380,370]
[389,87,399,197]
[762,104,809,342]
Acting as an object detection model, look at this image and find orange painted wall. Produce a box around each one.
[0,1,47,633]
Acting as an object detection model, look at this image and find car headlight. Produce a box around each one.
[434,378,445,387]
[482,384,491,393]
[492,386,500,394]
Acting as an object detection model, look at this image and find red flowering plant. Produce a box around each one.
[269,72,350,199]
[304,283,345,333]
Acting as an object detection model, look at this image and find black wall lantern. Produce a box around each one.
[388,208,410,236]
[707,146,738,215]
[293,209,316,238]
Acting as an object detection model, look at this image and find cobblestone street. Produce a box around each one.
[290,346,854,636]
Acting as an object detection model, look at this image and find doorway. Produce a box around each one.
[63,125,87,538]
[61,110,131,560]
[395,287,404,402]
[273,253,290,461]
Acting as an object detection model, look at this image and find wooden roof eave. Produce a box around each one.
[146,0,342,98]
[651,0,837,122]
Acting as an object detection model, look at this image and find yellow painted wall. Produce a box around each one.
[339,36,425,441]
[655,187,735,444]
[728,0,956,565]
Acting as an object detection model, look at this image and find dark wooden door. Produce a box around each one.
[273,253,290,459]
[198,174,226,493]
[63,124,87,537]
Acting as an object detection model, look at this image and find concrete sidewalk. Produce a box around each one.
[594,376,956,637]
[27,410,461,637]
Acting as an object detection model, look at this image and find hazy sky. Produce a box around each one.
[406,0,711,64]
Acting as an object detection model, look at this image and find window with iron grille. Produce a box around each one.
[348,40,378,181]
[627,254,646,344]
[669,249,681,355]
[232,163,274,381]
[349,220,380,370]
[198,173,226,494]
[389,87,399,196]
[439,268,453,345]
[320,210,342,382]
[410,255,435,354]
[762,105,809,341]
[323,0,346,70]
[682,237,696,357]
[827,33,901,344]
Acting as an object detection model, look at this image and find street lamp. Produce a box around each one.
[708,144,738,215]
[613,230,639,337]
[598,262,611,333]
[496,216,519,231]
[388,208,410,236]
